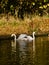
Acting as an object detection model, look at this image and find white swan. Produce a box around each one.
[11,32,35,42]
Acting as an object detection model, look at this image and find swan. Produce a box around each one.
[18,32,35,42]
[11,32,35,42]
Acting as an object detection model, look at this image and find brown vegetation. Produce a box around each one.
[0,16,49,35]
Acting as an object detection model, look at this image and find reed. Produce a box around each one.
[0,15,49,35]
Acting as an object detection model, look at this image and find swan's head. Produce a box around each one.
[11,34,16,41]
[33,32,35,35]
[11,34,16,37]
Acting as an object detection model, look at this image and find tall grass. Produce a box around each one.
[0,15,49,35]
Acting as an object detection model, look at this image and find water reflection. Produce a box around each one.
[17,40,28,65]
[11,39,16,52]
[0,36,49,65]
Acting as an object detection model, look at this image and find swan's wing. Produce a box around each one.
[18,34,27,39]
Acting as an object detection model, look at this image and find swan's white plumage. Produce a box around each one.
[27,36,33,42]
[18,34,27,39]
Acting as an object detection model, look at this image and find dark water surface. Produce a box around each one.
[0,37,49,65]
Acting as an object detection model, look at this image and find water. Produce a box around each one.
[0,36,49,65]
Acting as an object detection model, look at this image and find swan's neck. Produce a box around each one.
[11,34,16,41]
[33,33,35,39]
[14,35,16,41]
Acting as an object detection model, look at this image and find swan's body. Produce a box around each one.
[26,36,34,42]
[17,34,27,41]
